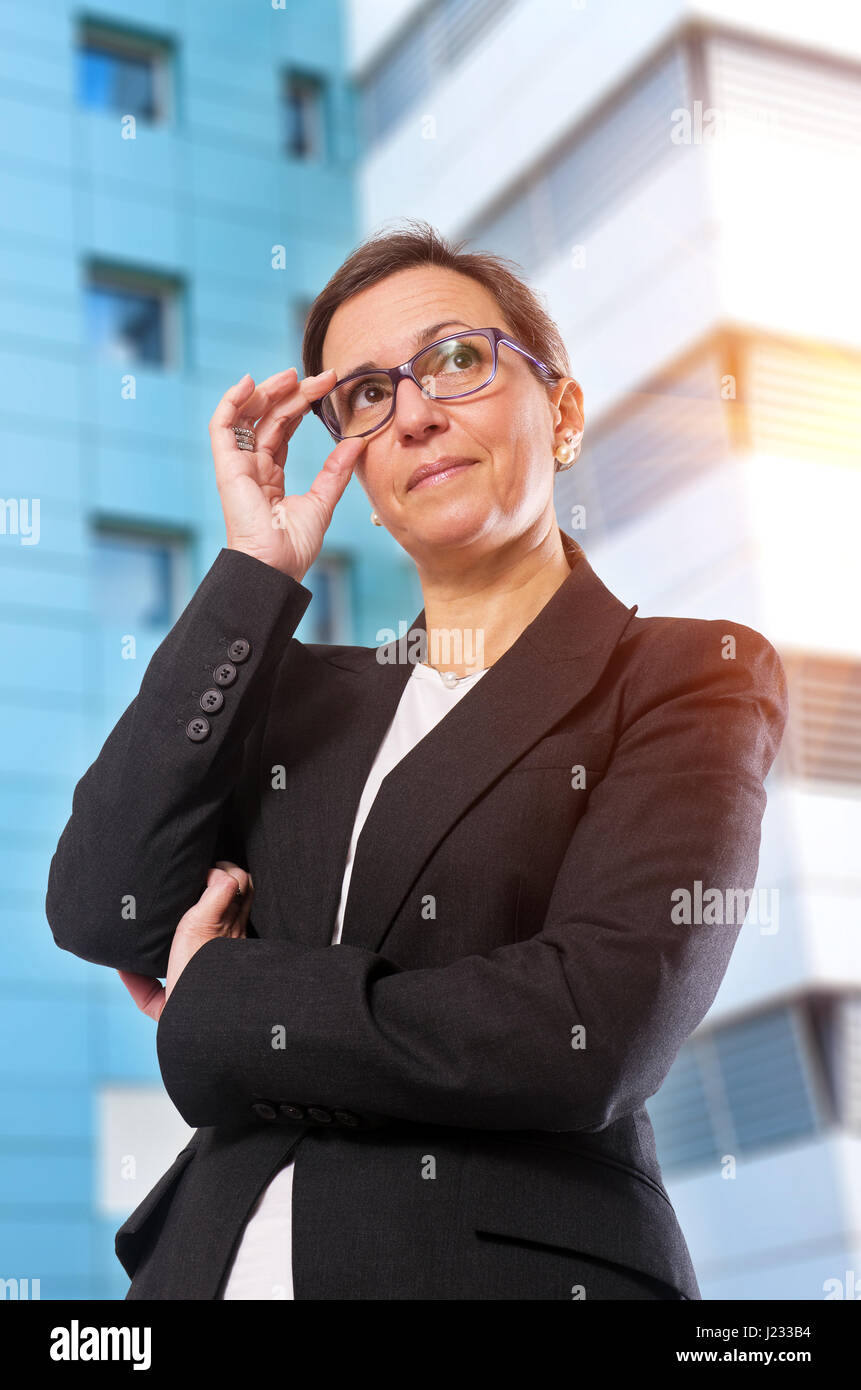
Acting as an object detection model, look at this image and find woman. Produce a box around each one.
[45,221,787,1301]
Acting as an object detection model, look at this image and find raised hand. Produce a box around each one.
[209,367,368,581]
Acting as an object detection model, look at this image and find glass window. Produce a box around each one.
[91,532,187,629]
[77,27,171,123]
[360,0,516,147]
[284,73,326,159]
[646,1048,722,1172]
[553,345,731,545]
[648,1001,824,1175]
[85,268,180,368]
[302,554,351,644]
[98,1083,193,1217]
[715,1008,819,1152]
[86,282,163,365]
[362,22,431,148]
[465,43,687,276]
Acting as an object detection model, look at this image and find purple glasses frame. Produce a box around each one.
[309,326,560,442]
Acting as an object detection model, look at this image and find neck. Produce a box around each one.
[415,518,573,679]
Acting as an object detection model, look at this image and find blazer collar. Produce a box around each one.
[261,530,638,954]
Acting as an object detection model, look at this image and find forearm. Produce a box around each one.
[156,932,598,1132]
[153,873,737,1136]
[45,547,311,977]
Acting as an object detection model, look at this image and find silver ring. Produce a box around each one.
[233,425,256,451]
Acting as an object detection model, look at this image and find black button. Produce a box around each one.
[228,638,251,663]
[199,687,224,713]
[333,1110,361,1128]
[278,1103,306,1122]
[213,661,237,687]
[186,716,211,742]
[307,1106,333,1124]
[251,1101,277,1121]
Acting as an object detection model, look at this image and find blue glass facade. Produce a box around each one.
[0,0,418,1299]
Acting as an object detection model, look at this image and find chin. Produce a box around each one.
[404,502,497,554]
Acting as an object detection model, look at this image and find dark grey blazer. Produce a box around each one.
[45,529,787,1300]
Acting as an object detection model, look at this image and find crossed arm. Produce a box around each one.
[153,628,787,1133]
[45,545,788,1136]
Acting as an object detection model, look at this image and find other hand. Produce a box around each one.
[117,862,254,1023]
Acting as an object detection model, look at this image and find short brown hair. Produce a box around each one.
[302,218,574,429]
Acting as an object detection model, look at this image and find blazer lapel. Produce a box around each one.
[338,531,638,954]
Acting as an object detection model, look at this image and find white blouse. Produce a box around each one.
[220,658,488,1299]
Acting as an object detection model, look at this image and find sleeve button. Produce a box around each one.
[251,1101,277,1121]
[307,1107,333,1124]
[213,661,237,687]
[227,638,251,663]
[278,1103,306,1121]
[186,716,211,742]
[333,1110,361,1128]
[199,687,224,713]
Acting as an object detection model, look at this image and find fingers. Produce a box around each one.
[253,368,337,458]
[302,434,368,521]
[209,374,264,493]
[209,369,337,498]
[243,367,334,428]
[117,970,166,1022]
[209,372,257,435]
[211,860,252,895]
[212,861,254,938]
[208,371,301,484]
[233,886,254,938]
[184,867,248,934]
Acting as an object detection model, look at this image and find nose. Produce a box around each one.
[389,374,449,440]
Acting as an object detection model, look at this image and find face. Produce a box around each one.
[320,265,582,569]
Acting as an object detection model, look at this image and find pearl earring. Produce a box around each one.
[555,431,582,469]
[370,510,382,526]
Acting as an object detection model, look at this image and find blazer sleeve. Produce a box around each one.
[44,548,312,978]
[155,621,789,1133]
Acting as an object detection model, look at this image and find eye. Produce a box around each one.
[450,346,478,369]
[427,342,479,373]
[346,376,391,411]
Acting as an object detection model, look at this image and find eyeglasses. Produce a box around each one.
[309,326,560,441]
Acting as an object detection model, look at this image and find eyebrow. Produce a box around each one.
[339,320,474,381]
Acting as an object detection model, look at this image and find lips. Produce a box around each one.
[406,456,477,491]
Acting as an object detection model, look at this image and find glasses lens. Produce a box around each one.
[413,333,494,403]
[321,334,495,438]
[322,372,393,438]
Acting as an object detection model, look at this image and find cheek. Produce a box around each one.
[513,397,553,466]
[354,452,385,501]
[500,409,542,481]
[500,420,555,511]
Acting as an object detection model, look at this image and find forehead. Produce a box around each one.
[321,265,506,375]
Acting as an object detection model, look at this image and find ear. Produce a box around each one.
[548,377,584,464]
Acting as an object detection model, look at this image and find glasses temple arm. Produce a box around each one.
[497,336,557,381]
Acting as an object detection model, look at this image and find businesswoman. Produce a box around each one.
[46,221,787,1300]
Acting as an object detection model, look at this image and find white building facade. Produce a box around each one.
[348,0,861,1300]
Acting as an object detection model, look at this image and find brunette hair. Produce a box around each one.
[301,219,579,467]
